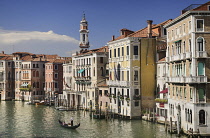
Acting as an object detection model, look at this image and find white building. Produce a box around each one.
[164,2,210,135]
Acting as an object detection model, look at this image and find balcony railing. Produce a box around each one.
[119,56,124,61]
[167,52,192,62]
[185,76,207,83]
[126,55,130,60]
[185,52,192,59]
[167,76,207,83]
[107,80,130,87]
[195,51,207,58]
[155,98,168,103]
[133,95,141,100]
[133,55,139,60]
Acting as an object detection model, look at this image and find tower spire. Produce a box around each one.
[79,13,89,52]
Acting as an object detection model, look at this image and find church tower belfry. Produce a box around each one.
[79,13,89,51]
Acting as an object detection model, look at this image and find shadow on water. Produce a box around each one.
[0,101,186,138]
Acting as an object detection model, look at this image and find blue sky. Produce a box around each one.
[0,0,209,56]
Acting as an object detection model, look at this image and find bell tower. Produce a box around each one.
[79,13,89,51]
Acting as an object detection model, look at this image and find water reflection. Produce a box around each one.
[0,101,186,138]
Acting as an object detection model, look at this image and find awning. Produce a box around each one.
[78,69,85,73]
[21,84,28,87]
[159,88,168,93]
[174,40,182,43]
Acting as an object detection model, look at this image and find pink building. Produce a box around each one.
[45,59,64,105]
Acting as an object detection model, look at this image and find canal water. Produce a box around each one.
[0,101,186,138]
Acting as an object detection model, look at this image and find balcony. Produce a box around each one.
[155,98,168,103]
[126,55,130,61]
[167,52,192,62]
[119,56,124,61]
[133,55,139,60]
[133,95,141,100]
[54,88,59,91]
[195,51,207,58]
[107,80,130,87]
[185,76,207,83]
[185,52,192,59]
[167,76,207,83]
[166,76,185,83]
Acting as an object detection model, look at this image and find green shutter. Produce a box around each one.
[198,62,204,75]
[199,89,205,100]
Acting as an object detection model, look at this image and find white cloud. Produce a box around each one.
[0,29,80,56]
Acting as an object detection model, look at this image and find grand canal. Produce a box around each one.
[0,101,186,138]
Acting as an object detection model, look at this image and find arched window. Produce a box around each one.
[199,110,205,125]
[36,71,39,77]
[197,37,204,51]
[198,62,204,76]
[33,71,36,77]
[198,88,205,101]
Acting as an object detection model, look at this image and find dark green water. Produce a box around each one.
[0,101,184,138]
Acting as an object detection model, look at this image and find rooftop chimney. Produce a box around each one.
[147,20,153,38]
[112,35,115,41]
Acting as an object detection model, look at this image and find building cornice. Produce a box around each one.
[164,11,210,28]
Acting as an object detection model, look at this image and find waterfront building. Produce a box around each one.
[156,57,168,123]
[98,63,110,113]
[107,19,172,119]
[0,54,15,100]
[72,46,108,110]
[164,2,210,135]
[71,14,108,110]
[45,59,64,105]
[62,57,74,108]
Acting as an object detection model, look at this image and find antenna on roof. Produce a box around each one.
[83,11,86,20]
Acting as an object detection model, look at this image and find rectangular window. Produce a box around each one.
[134,70,138,81]
[127,46,129,55]
[55,65,58,70]
[114,49,116,57]
[164,28,167,35]
[127,89,129,98]
[100,57,103,63]
[55,82,58,88]
[55,73,58,79]
[122,71,124,81]
[190,88,193,99]
[196,19,204,31]
[189,21,191,31]
[99,90,102,96]
[134,89,139,95]
[118,48,120,57]
[135,101,139,106]
[134,46,138,55]
[109,50,112,58]
[122,47,124,56]
[127,70,129,81]
[104,90,108,96]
